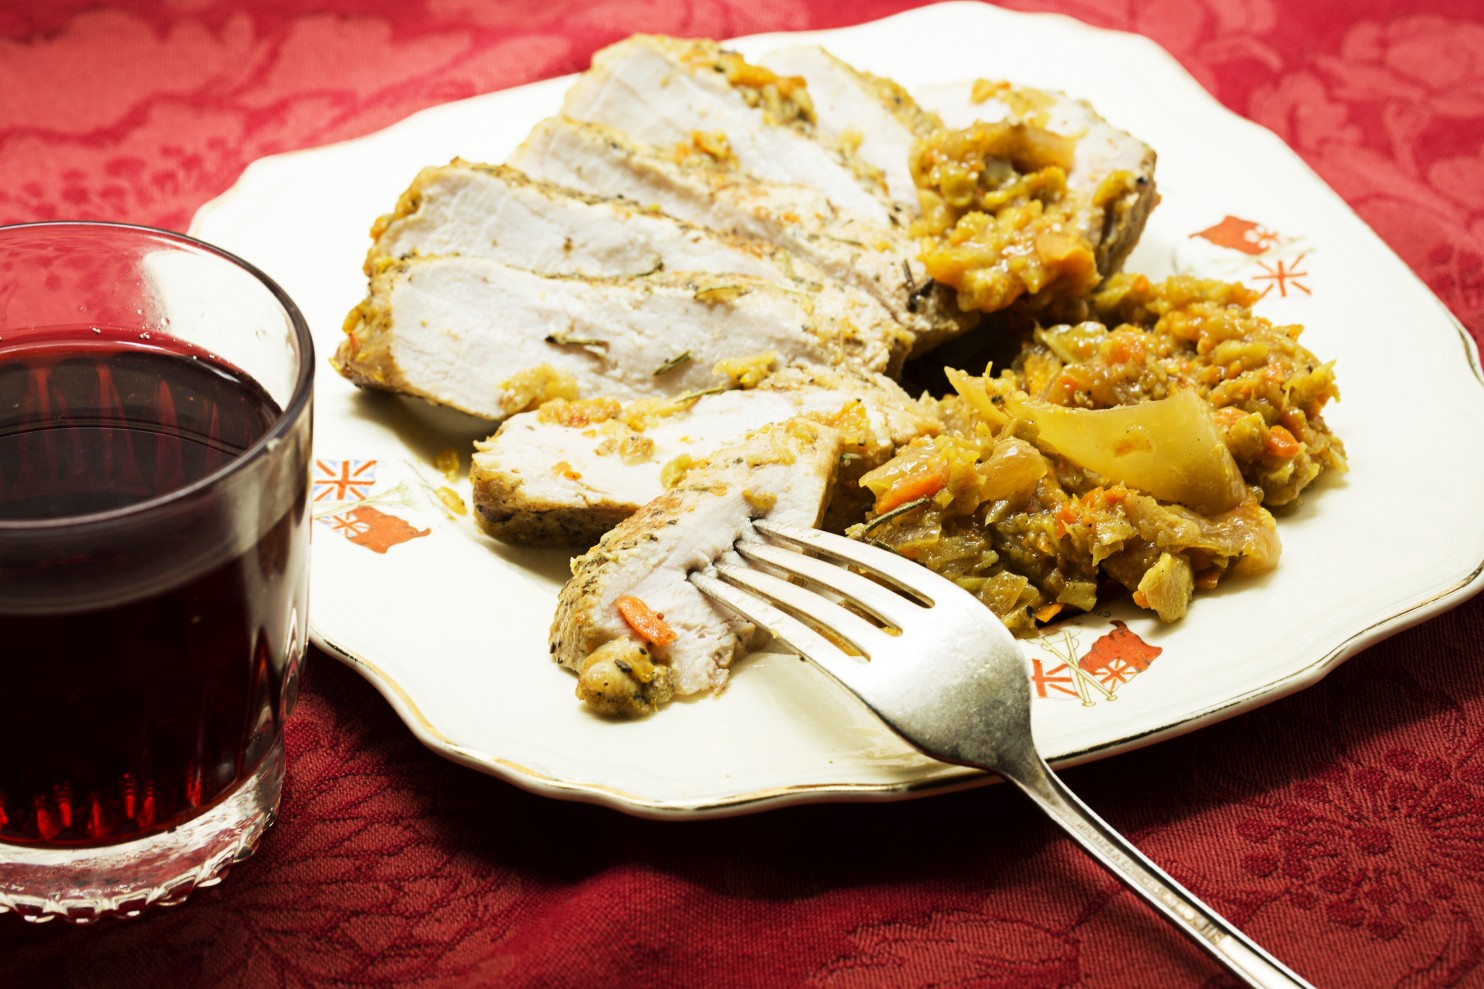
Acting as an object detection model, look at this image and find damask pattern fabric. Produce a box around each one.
[2,1,1483,986]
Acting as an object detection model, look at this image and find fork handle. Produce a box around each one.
[999,750,1316,989]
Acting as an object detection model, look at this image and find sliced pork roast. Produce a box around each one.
[759,46,941,207]
[561,35,898,226]
[472,363,940,545]
[367,160,792,280]
[334,257,904,421]
[363,156,910,357]
[551,418,842,716]
[511,117,975,356]
[366,157,906,299]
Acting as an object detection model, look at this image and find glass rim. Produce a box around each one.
[0,220,315,534]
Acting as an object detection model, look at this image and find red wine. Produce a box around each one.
[0,328,307,847]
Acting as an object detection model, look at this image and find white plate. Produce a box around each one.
[191,2,1484,817]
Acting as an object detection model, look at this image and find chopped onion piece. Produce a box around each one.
[945,367,1008,427]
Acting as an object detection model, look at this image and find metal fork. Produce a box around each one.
[689,519,1315,989]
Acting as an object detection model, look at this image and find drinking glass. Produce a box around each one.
[0,221,313,922]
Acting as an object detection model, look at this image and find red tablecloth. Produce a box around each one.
[4,1,1484,986]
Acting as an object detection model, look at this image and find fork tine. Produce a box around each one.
[755,519,964,605]
[687,569,860,675]
[709,560,894,657]
[733,540,923,630]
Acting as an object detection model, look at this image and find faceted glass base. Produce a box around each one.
[0,738,284,923]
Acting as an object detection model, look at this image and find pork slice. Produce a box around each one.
[368,159,804,284]
[364,158,909,365]
[512,117,976,356]
[759,46,941,207]
[922,81,1159,278]
[473,389,801,546]
[512,117,861,245]
[560,35,899,227]
[552,418,842,715]
[472,363,940,545]
[333,256,900,421]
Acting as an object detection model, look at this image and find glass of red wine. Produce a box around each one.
[0,221,313,922]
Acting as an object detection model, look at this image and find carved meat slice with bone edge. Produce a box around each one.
[552,418,842,716]
[921,80,1159,279]
[334,256,901,422]
[472,362,940,545]
[510,117,974,356]
[560,36,902,229]
[758,46,942,208]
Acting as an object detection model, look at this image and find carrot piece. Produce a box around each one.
[1052,502,1079,538]
[874,467,948,514]
[1265,424,1301,459]
[1105,334,1145,365]
[1212,405,1246,428]
[615,595,677,647]
[1032,603,1063,623]
[1049,371,1085,404]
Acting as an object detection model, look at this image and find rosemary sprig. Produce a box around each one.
[653,351,693,376]
[545,332,609,351]
[907,276,936,312]
[901,260,936,313]
[668,385,729,406]
[901,260,935,312]
[860,495,933,533]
